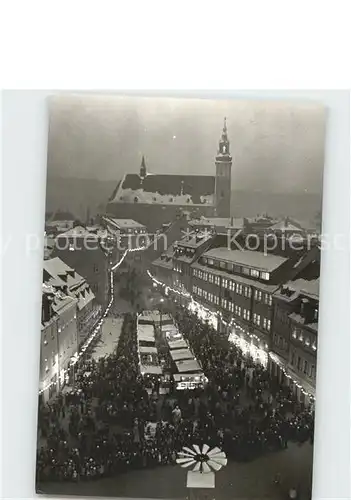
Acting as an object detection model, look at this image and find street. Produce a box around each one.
[91,317,123,361]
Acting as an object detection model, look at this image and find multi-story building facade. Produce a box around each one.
[270,246,320,404]
[152,228,319,405]
[43,257,97,347]
[53,228,110,308]
[40,284,78,403]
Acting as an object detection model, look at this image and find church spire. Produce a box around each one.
[218,117,230,156]
[140,155,147,178]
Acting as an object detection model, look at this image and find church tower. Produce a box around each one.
[215,118,232,217]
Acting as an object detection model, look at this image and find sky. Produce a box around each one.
[47,93,326,194]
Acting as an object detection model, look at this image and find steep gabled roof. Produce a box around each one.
[109,173,215,206]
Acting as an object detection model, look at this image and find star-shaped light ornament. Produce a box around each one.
[176,445,227,473]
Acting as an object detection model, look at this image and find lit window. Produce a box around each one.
[250,269,260,278]
[242,267,250,275]
[312,341,317,351]
[208,274,214,283]
[305,337,311,347]
[314,308,319,321]
[222,278,228,288]
[292,328,297,339]
[261,272,270,281]
[203,272,208,281]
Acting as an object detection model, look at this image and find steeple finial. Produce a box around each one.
[140,155,147,178]
[223,117,227,133]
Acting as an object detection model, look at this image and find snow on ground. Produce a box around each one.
[91,317,124,361]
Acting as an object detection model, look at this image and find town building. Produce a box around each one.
[43,257,97,347]
[270,245,320,404]
[39,283,78,403]
[106,120,233,231]
[101,216,147,235]
[52,227,110,308]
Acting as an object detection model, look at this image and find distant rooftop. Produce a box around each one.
[103,216,146,229]
[109,172,215,206]
[203,247,288,272]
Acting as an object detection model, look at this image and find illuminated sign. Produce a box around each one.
[177,381,203,391]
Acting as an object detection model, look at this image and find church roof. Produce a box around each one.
[108,173,215,206]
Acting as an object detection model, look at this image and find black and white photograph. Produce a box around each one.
[36,94,326,500]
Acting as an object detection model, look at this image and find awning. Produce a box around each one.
[176,359,202,373]
[140,365,162,375]
[170,348,194,361]
[139,346,157,354]
[168,339,188,350]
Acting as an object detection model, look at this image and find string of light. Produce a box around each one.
[40,230,169,396]
[146,269,315,401]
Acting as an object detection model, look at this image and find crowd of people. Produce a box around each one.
[36,302,314,489]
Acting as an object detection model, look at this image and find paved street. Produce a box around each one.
[39,442,313,499]
[91,316,123,361]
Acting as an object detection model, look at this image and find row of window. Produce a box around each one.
[173,262,183,273]
[291,351,316,379]
[200,257,270,281]
[253,313,271,331]
[292,327,317,350]
[192,286,220,305]
[254,289,272,305]
[193,269,272,304]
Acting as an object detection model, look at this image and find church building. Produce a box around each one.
[106,120,233,231]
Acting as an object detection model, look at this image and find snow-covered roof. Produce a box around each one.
[285,277,320,299]
[202,248,288,272]
[139,346,158,354]
[137,323,155,341]
[168,339,188,350]
[140,365,162,375]
[138,310,160,323]
[170,348,194,361]
[189,217,244,229]
[176,232,212,249]
[43,257,94,310]
[268,219,305,232]
[103,216,146,229]
[176,359,202,373]
[108,173,215,206]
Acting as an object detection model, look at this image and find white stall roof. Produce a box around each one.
[139,310,160,323]
[137,324,155,341]
[168,339,188,350]
[161,323,178,333]
[139,346,157,354]
[176,359,202,373]
[170,348,194,361]
[140,365,163,375]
